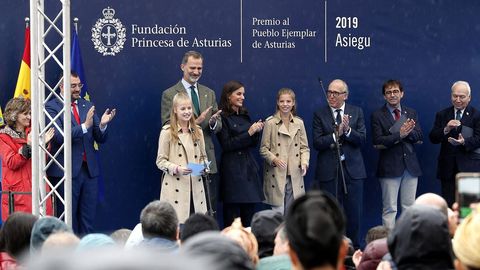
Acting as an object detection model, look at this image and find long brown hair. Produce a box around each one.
[169,93,201,142]
[276,88,297,116]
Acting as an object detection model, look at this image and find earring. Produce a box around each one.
[10,116,16,122]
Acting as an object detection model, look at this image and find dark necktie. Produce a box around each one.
[335,109,342,125]
[393,109,400,121]
[455,110,462,120]
[190,85,200,116]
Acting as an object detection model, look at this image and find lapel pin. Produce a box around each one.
[466,112,469,116]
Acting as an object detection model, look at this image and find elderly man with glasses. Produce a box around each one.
[429,81,480,207]
[371,79,423,230]
[312,79,366,249]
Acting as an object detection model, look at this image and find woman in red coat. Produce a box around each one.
[0,98,54,221]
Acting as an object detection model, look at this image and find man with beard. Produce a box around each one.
[161,51,222,217]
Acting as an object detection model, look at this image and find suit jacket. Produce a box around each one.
[429,105,480,179]
[45,97,108,178]
[161,81,221,173]
[312,104,366,182]
[371,105,423,178]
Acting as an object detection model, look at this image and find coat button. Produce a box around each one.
[194,143,198,147]
[266,169,269,172]
[301,185,304,188]
[272,185,275,188]
[272,174,275,178]
[298,165,301,168]
[175,189,179,192]
[176,178,180,181]
[174,200,178,204]
[275,153,279,157]
[295,143,298,147]
[165,182,168,185]
[277,132,280,135]
[201,201,203,204]
[178,142,182,146]
[278,143,281,146]
[198,178,201,182]
[179,154,182,157]
[296,154,299,157]
[194,155,198,158]
[238,151,242,155]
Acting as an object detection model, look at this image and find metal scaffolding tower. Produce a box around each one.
[30,0,72,226]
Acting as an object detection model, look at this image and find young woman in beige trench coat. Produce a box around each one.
[156,93,208,223]
[260,88,310,214]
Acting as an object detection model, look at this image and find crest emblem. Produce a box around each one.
[91,7,126,56]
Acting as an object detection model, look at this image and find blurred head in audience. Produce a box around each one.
[76,234,116,252]
[180,213,219,243]
[250,210,284,258]
[182,231,254,270]
[388,204,453,270]
[415,193,448,216]
[140,200,178,241]
[2,212,38,260]
[453,206,480,270]
[30,216,71,254]
[222,218,259,265]
[42,232,79,253]
[286,190,347,270]
[110,228,132,247]
[273,223,289,256]
[365,226,389,245]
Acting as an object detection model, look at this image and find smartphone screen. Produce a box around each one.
[457,173,480,219]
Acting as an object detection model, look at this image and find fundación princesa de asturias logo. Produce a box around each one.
[91,7,126,56]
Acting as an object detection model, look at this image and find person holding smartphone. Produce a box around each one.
[217,80,264,227]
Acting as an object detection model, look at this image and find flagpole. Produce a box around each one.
[73,17,78,33]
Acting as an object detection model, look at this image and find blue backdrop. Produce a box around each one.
[1,0,480,238]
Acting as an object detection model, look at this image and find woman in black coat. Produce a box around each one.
[217,80,264,227]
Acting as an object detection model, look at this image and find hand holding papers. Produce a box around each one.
[188,161,212,176]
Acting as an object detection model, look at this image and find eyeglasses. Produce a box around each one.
[326,91,346,97]
[452,94,468,100]
[71,83,84,89]
[384,89,401,96]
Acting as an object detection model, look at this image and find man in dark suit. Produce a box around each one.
[46,71,116,234]
[371,80,423,229]
[312,79,366,248]
[161,51,222,216]
[429,81,480,207]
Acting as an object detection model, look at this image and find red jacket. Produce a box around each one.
[0,126,32,221]
[0,252,17,270]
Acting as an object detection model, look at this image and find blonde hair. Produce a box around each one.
[221,218,259,265]
[276,88,296,116]
[169,93,201,142]
[453,206,480,268]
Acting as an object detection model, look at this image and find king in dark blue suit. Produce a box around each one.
[46,71,116,234]
[312,79,366,248]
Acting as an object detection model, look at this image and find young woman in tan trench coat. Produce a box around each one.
[260,88,310,214]
[156,93,208,223]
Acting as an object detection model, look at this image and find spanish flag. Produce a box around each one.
[14,26,30,99]
[0,106,4,126]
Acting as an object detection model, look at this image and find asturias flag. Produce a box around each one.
[14,26,31,99]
